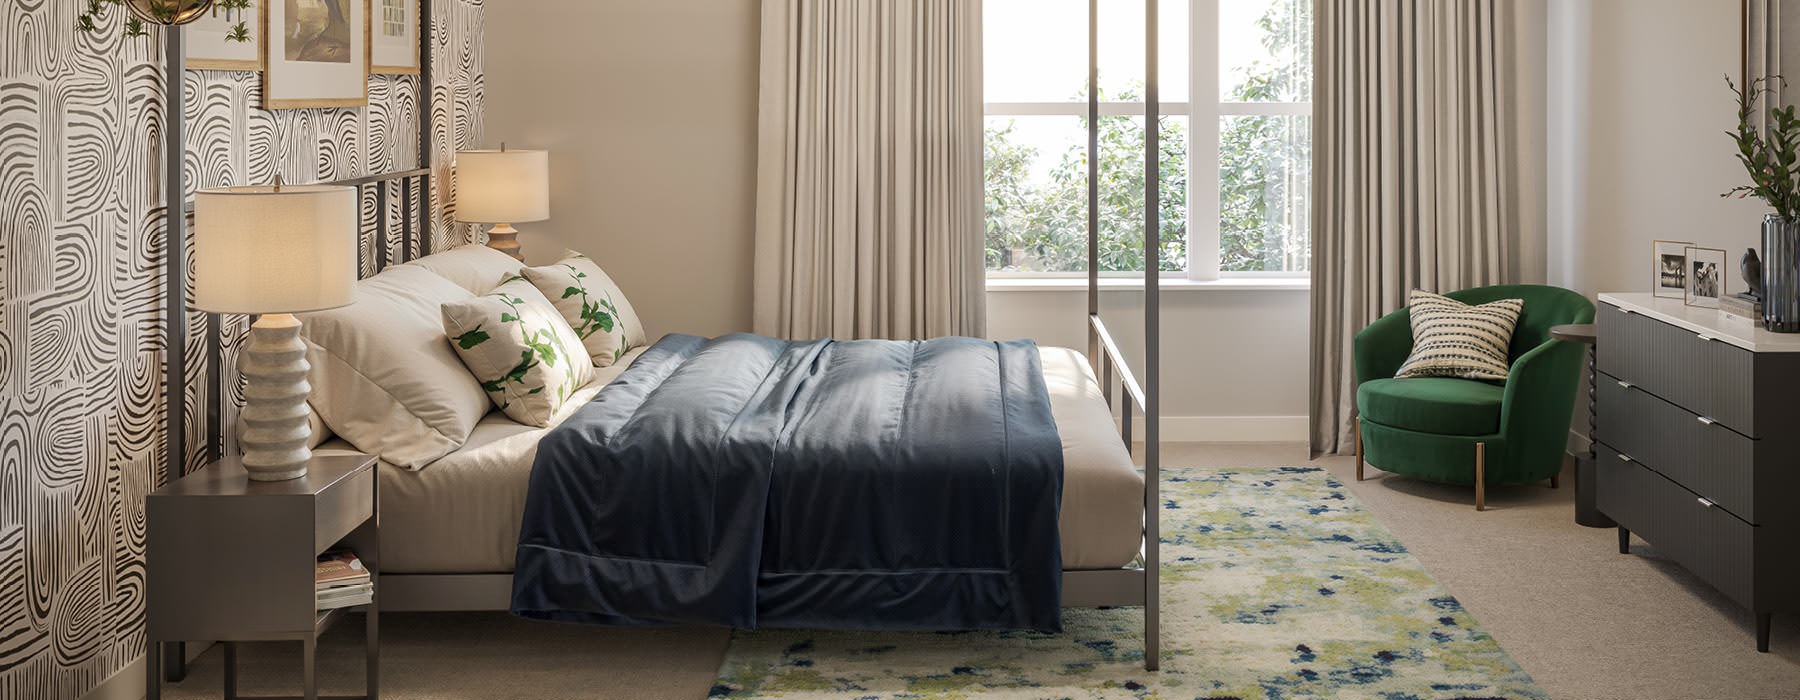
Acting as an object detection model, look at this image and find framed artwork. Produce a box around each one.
[262,0,369,109]
[186,1,263,71]
[1654,240,1692,299]
[369,0,421,74]
[1686,246,1728,309]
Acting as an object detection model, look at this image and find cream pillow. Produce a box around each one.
[1395,290,1524,381]
[442,275,596,427]
[297,265,491,468]
[404,244,523,295]
[520,253,648,367]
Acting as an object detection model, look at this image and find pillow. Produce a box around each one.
[1395,290,1525,381]
[404,244,524,295]
[441,275,596,427]
[297,265,491,468]
[519,253,648,367]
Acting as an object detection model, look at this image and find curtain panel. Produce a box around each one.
[753,0,986,341]
[1311,0,1526,455]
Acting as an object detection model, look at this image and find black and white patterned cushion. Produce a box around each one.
[1395,290,1524,381]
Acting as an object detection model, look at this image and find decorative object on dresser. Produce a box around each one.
[454,145,550,261]
[1684,246,1727,309]
[1724,74,1800,330]
[1354,285,1595,511]
[262,0,370,108]
[1595,293,1800,652]
[146,454,381,700]
[1653,240,1692,299]
[194,180,358,481]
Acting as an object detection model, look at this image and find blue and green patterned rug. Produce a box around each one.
[707,467,1545,699]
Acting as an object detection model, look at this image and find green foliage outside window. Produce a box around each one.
[985,0,1312,274]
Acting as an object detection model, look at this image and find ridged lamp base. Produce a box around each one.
[240,313,313,481]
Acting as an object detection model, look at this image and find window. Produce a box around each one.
[983,0,1312,279]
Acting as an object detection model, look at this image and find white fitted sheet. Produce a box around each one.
[318,345,1145,573]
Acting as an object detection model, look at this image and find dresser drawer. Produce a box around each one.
[1596,372,1758,523]
[1597,302,1756,435]
[1597,446,1755,608]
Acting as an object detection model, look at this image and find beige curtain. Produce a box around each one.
[753,0,986,340]
[1311,0,1526,455]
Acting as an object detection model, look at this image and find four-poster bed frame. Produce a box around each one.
[158,0,1165,676]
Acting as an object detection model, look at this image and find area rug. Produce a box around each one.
[707,467,1545,699]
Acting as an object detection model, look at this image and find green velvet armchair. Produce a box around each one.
[1354,285,1595,510]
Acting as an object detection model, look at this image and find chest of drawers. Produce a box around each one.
[1595,293,1800,653]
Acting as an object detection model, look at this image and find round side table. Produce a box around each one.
[1550,323,1613,528]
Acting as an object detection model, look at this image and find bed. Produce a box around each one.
[175,171,1162,668]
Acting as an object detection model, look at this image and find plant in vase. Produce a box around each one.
[1725,74,1800,331]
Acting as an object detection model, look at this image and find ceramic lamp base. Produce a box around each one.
[240,313,313,481]
[485,222,524,261]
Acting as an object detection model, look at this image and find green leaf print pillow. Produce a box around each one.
[520,253,648,368]
[441,276,595,427]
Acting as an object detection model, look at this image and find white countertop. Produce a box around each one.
[1599,292,1800,352]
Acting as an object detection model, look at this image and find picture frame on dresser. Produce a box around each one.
[1685,246,1727,309]
[1654,240,1692,299]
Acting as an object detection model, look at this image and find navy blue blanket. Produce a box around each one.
[510,333,1064,631]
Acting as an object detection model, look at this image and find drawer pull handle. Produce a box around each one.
[1617,453,1633,462]
[1698,333,1719,342]
[1697,416,1717,426]
[1698,497,1717,509]
[1616,380,1635,390]
[1622,308,1638,315]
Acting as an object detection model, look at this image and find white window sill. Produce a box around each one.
[985,276,1310,293]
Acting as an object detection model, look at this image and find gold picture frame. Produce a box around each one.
[261,0,370,109]
[1653,239,1692,299]
[1685,246,1728,309]
[369,0,420,75]
[186,1,264,71]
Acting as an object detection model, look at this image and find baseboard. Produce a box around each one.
[82,642,210,700]
[1119,415,1308,443]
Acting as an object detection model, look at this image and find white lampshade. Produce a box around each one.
[193,184,358,315]
[454,148,550,224]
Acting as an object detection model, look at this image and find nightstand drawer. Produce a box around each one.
[316,464,375,551]
[1597,372,1757,522]
[1598,302,1756,435]
[1597,446,1754,608]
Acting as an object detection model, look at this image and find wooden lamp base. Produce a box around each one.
[485,222,524,261]
[239,313,313,481]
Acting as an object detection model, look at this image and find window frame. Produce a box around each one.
[983,0,1312,281]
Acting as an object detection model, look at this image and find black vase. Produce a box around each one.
[1764,214,1800,332]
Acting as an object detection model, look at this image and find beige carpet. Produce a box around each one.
[158,444,1800,699]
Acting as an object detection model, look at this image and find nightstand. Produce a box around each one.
[146,454,381,700]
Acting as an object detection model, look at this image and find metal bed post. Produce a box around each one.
[1086,0,1101,379]
[159,24,191,685]
[1141,0,1162,672]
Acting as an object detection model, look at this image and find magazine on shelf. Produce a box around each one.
[316,550,369,588]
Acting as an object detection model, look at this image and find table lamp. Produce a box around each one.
[194,181,357,481]
[454,145,549,261]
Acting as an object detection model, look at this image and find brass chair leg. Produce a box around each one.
[1355,418,1365,481]
[1475,442,1487,511]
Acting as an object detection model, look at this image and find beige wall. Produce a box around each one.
[484,0,762,338]
[1549,0,1768,296]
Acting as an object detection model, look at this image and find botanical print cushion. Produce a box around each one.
[441,276,595,427]
[520,254,648,367]
[1395,290,1524,381]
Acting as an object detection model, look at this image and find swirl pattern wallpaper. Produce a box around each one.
[0,1,485,697]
